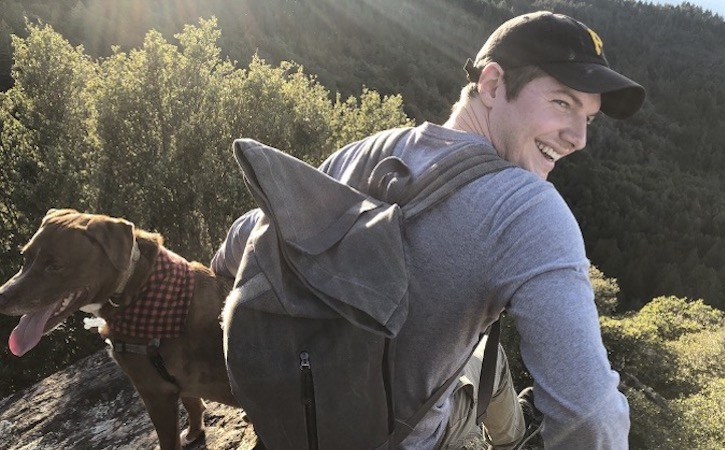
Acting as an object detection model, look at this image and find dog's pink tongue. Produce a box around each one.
[9,304,57,356]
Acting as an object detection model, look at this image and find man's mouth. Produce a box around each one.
[536,141,562,162]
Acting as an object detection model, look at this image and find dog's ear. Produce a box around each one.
[85,216,136,272]
[41,208,78,225]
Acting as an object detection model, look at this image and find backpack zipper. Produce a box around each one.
[300,351,319,450]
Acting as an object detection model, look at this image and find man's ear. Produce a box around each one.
[477,63,506,108]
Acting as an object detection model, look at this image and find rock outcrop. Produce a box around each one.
[0,350,257,450]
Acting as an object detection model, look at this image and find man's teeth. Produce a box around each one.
[537,142,562,162]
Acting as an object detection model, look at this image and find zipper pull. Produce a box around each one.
[300,351,311,370]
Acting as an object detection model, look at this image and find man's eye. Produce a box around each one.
[554,99,569,109]
[587,113,600,125]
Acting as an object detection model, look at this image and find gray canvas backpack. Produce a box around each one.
[223,128,512,449]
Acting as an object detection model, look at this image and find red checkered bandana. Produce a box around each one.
[108,247,194,338]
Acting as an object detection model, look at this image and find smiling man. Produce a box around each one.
[214,10,645,450]
[447,11,643,180]
[430,11,644,449]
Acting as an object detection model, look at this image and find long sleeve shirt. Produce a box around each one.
[213,122,629,449]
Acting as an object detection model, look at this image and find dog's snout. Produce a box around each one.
[0,272,22,310]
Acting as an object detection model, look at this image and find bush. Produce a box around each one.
[670,328,725,389]
[624,387,685,450]
[636,296,724,341]
[674,377,725,449]
[0,18,413,398]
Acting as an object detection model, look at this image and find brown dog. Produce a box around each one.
[0,209,238,450]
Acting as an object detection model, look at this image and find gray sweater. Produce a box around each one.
[213,122,629,449]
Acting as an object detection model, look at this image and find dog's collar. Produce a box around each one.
[113,239,141,296]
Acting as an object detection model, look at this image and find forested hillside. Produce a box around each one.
[4,0,722,311]
[1,1,724,447]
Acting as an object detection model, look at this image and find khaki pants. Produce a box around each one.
[437,338,526,449]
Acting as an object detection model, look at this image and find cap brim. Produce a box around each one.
[540,62,646,119]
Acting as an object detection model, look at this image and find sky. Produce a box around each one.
[648,0,725,17]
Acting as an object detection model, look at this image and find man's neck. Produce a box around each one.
[443,96,490,139]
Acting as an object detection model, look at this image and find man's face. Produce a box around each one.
[486,74,601,179]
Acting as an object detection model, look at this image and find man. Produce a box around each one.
[213,11,645,449]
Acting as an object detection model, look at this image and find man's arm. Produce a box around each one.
[512,269,629,449]
[488,184,629,449]
[211,209,263,278]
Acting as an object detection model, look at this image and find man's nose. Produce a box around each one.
[563,116,588,152]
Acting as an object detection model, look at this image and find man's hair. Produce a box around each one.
[451,66,546,112]
[452,64,547,114]
[466,65,547,100]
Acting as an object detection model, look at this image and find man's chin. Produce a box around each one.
[537,161,555,180]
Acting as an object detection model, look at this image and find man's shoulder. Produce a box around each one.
[460,168,579,234]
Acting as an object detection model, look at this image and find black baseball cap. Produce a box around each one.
[465,11,645,119]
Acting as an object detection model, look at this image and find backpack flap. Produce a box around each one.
[232,138,409,338]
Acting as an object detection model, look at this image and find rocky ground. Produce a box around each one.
[0,350,259,450]
[0,349,504,450]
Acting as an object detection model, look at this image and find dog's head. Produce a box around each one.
[0,208,136,356]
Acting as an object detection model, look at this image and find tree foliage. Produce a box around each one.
[601,295,725,449]
[2,0,725,311]
[0,17,411,398]
[1,0,725,445]
[3,0,723,311]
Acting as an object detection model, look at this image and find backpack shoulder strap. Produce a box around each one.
[389,318,501,447]
[356,128,513,217]
[402,146,513,220]
[476,318,501,423]
[330,127,414,197]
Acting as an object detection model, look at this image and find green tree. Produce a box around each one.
[0,21,98,275]
[600,293,725,449]
[674,377,725,448]
[92,18,243,258]
[0,17,414,396]
[329,87,414,153]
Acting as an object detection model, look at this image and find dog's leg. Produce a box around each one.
[113,352,183,450]
[180,397,206,446]
[136,388,183,450]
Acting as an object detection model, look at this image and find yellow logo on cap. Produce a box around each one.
[587,28,604,55]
